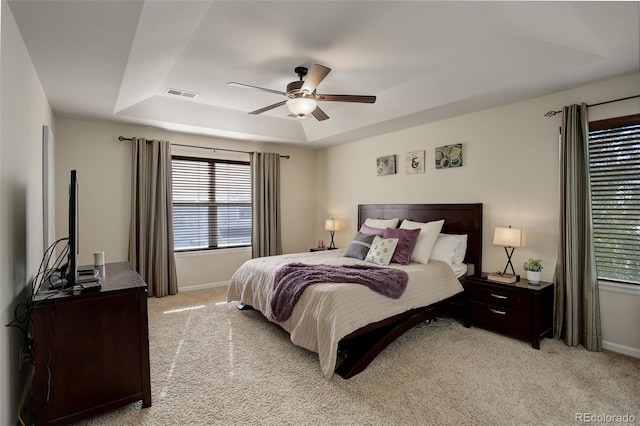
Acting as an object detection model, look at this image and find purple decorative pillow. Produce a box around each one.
[383,227,420,264]
[359,224,385,236]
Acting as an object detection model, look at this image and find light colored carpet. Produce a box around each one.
[76,287,639,426]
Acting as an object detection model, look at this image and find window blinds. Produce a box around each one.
[172,156,252,251]
[589,114,640,284]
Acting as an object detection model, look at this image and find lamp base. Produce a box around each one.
[502,246,518,276]
[328,231,336,249]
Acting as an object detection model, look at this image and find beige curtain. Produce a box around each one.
[251,152,282,258]
[554,103,602,351]
[129,138,178,297]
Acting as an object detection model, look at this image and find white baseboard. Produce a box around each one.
[602,341,640,359]
[179,281,229,292]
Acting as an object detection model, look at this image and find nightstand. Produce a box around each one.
[309,247,327,252]
[462,274,554,349]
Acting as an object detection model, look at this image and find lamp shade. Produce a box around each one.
[286,97,317,116]
[493,226,522,247]
[324,218,341,232]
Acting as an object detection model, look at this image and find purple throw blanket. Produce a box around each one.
[270,263,409,321]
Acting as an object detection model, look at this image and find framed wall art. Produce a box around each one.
[406,150,425,174]
[435,144,463,169]
[376,155,396,176]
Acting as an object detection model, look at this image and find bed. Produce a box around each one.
[227,203,483,379]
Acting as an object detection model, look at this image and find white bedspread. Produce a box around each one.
[227,249,463,378]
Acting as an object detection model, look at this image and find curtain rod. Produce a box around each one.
[544,94,640,117]
[117,136,290,159]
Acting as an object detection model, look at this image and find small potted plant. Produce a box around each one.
[523,258,543,284]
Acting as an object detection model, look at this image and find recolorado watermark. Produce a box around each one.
[576,413,637,423]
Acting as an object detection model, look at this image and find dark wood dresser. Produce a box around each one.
[462,274,554,349]
[32,262,151,425]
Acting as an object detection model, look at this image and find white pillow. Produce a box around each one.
[449,233,468,265]
[364,217,400,229]
[365,235,399,266]
[399,219,445,264]
[431,234,468,266]
[430,234,460,266]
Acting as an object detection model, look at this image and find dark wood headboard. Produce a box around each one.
[358,203,483,277]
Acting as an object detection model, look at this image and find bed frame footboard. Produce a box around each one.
[335,293,464,379]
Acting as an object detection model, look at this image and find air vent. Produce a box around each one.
[165,88,199,99]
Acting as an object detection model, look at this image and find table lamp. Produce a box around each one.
[324,218,341,249]
[493,225,523,277]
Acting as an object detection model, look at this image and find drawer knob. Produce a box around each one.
[490,293,508,300]
[490,308,506,315]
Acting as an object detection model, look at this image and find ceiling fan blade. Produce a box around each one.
[316,94,376,103]
[228,82,286,97]
[311,106,329,121]
[249,100,287,115]
[301,64,331,94]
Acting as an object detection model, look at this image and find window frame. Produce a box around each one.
[588,113,640,286]
[171,155,252,252]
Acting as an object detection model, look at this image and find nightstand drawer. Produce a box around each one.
[469,301,531,340]
[466,286,531,312]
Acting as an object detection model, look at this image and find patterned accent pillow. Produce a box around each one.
[383,227,420,264]
[365,235,399,266]
[344,232,377,260]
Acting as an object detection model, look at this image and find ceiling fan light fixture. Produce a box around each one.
[286,97,317,116]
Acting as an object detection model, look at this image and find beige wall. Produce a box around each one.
[55,80,636,352]
[316,73,640,355]
[53,117,317,289]
[0,3,54,424]
[599,282,640,356]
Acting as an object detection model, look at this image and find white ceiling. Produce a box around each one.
[8,1,640,148]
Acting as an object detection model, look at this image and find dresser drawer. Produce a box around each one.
[466,285,531,312]
[469,301,531,340]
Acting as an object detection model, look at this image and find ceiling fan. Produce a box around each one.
[228,64,376,121]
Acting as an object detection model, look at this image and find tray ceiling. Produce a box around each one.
[8,1,640,148]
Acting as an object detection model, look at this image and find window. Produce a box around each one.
[172,156,251,251]
[588,114,640,284]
